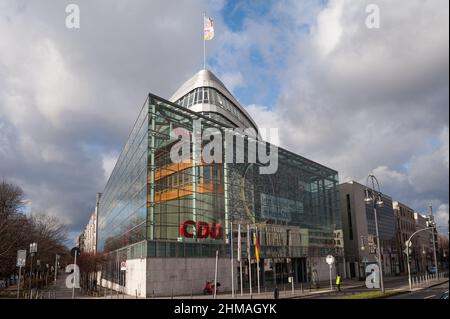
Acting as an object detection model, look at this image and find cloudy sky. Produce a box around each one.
[0,0,448,243]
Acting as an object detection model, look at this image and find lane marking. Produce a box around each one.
[424,295,436,299]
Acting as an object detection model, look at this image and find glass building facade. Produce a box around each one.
[97,92,342,288]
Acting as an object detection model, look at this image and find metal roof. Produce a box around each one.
[169,69,259,130]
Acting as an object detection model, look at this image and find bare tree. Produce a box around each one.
[0,180,70,289]
[0,180,28,260]
[0,180,24,216]
[27,213,69,273]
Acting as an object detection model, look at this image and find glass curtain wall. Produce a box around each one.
[97,98,149,253]
[147,94,341,260]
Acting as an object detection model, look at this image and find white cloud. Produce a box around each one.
[0,0,220,239]
[435,204,449,233]
[101,152,119,183]
[313,0,345,57]
[220,72,244,92]
[0,0,448,239]
[217,0,449,231]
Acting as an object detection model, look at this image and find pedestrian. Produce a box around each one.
[274,287,279,299]
[335,273,342,292]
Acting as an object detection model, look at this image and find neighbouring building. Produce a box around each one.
[339,181,399,280]
[414,213,434,273]
[81,193,101,254]
[437,234,449,270]
[77,233,85,252]
[96,69,343,297]
[393,201,417,274]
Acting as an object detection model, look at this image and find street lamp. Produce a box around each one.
[427,205,439,279]
[364,174,385,293]
[29,242,37,299]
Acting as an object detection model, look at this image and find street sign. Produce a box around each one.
[70,247,81,257]
[16,250,26,267]
[120,261,127,271]
[326,255,335,265]
[29,242,37,253]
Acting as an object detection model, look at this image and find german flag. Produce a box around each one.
[253,231,260,263]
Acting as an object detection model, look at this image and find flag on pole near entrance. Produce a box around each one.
[247,225,251,259]
[253,231,260,263]
[237,224,242,262]
[204,16,215,41]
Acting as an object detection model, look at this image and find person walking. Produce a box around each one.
[335,273,342,292]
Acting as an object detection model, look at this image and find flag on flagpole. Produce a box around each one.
[247,225,251,258]
[254,231,260,263]
[237,224,242,262]
[204,16,215,41]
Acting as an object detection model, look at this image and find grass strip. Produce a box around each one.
[336,290,405,299]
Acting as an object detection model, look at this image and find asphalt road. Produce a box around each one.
[388,282,449,299]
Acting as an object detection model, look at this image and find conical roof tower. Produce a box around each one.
[170,69,258,131]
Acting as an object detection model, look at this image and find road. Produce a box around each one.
[387,282,449,299]
[300,276,411,299]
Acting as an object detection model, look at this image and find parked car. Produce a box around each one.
[439,291,448,299]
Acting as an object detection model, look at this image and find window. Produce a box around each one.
[209,88,215,105]
[346,194,354,240]
[185,170,190,184]
[204,166,211,182]
[194,90,199,104]
[188,92,194,106]
[203,88,209,103]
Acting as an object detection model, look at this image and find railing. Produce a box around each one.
[410,271,448,288]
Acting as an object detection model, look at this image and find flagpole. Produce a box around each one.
[256,226,261,294]
[247,224,252,297]
[238,224,243,296]
[203,13,206,70]
[230,222,235,298]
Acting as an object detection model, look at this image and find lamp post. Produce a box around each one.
[29,242,37,299]
[364,174,385,293]
[405,225,442,291]
[428,205,439,279]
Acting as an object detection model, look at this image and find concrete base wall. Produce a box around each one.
[146,257,235,297]
[125,258,147,297]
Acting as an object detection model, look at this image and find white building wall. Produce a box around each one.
[146,257,235,297]
[125,258,147,298]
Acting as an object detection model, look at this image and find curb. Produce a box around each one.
[377,279,449,299]
[288,279,449,300]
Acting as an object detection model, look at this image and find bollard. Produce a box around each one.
[274,287,279,299]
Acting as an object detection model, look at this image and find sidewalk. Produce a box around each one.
[92,276,405,300]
